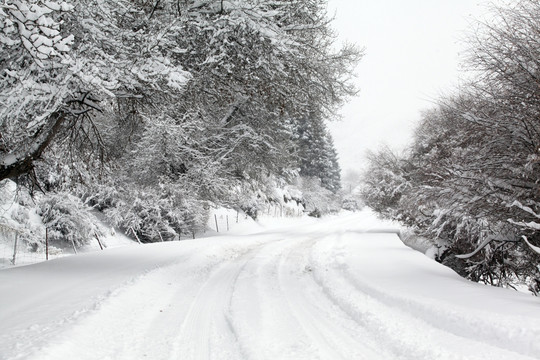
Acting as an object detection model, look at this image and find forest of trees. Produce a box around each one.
[0,1,360,244]
[361,0,540,294]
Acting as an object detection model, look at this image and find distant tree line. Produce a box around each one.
[0,0,360,243]
[361,0,540,293]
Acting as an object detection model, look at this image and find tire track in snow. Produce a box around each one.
[169,243,267,360]
[228,234,394,360]
[277,236,393,360]
[25,241,267,360]
[229,237,324,360]
[170,235,315,360]
[308,234,539,360]
[26,262,198,360]
[338,259,540,358]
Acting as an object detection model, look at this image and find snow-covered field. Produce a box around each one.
[1,210,539,360]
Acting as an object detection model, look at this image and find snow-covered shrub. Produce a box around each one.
[0,180,45,251]
[238,198,260,220]
[38,193,102,248]
[224,176,278,220]
[341,194,362,211]
[293,177,341,216]
[98,182,209,243]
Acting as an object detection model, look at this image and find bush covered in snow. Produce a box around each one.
[1,180,105,256]
[0,180,43,251]
[38,193,103,249]
[361,1,540,293]
[86,182,209,243]
[292,177,341,216]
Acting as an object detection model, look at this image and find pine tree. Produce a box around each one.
[296,115,341,193]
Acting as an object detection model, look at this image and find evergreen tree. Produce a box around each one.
[296,115,341,193]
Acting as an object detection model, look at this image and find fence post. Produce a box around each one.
[94,232,104,250]
[70,238,78,254]
[129,227,142,244]
[11,232,18,265]
[226,215,229,231]
[236,210,239,223]
[45,227,49,260]
[214,214,219,232]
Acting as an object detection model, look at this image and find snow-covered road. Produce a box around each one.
[1,211,539,360]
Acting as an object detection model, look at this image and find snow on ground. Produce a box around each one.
[205,207,261,236]
[1,210,539,360]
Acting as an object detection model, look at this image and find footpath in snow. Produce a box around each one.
[1,210,539,360]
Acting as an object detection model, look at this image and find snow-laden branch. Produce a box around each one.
[456,218,540,259]
[0,1,74,66]
[455,236,518,259]
[507,218,540,230]
[522,236,540,255]
[509,200,540,219]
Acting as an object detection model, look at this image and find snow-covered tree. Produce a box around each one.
[0,0,190,185]
[1,0,360,242]
[295,115,341,193]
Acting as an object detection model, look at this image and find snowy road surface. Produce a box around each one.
[1,211,539,360]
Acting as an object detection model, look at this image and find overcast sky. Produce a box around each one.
[326,0,497,174]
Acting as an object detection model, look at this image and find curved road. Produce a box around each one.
[1,212,539,360]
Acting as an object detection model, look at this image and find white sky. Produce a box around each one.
[326,0,496,173]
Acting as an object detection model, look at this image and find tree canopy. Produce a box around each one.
[1,0,361,242]
[361,0,540,293]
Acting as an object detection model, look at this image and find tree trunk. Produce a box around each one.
[0,111,66,182]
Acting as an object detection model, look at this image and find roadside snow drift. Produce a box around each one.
[1,211,539,360]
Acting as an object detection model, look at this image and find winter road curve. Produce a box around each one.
[1,211,539,360]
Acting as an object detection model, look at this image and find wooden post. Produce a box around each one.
[70,238,78,254]
[45,227,49,260]
[226,215,229,231]
[130,227,142,244]
[192,231,195,239]
[11,232,18,265]
[214,214,219,232]
[236,210,239,223]
[94,233,104,250]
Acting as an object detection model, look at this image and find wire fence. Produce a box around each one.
[208,204,303,233]
[1,205,304,268]
[0,224,19,267]
[1,225,39,268]
[261,202,304,218]
[208,210,247,233]
[0,224,83,269]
